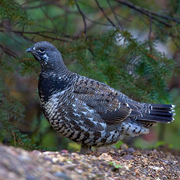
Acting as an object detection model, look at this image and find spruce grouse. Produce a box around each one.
[26,41,175,153]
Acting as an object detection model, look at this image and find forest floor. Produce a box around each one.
[0,143,179,180]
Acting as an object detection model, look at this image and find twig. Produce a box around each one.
[11,131,16,146]
[34,33,69,42]
[0,44,18,58]
[0,29,78,39]
[84,16,114,26]
[107,0,123,30]
[148,16,153,52]
[171,38,180,49]
[0,29,76,42]
[95,0,116,28]
[22,1,58,10]
[116,0,180,27]
[40,7,57,32]
[74,0,87,39]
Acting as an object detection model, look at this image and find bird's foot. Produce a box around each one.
[119,147,135,156]
[80,145,92,154]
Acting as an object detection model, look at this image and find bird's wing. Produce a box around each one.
[73,76,142,124]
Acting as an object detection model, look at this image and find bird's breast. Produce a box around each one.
[38,73,73,103]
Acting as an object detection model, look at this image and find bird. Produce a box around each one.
[26,41,175,154]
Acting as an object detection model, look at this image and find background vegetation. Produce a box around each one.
[0,0,180,151]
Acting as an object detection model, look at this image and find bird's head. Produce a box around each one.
[26,41,60,65]
[26,41,68,74]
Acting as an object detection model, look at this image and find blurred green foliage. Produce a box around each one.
[0,0,180,151]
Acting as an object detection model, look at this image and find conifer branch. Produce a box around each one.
[22,1,58,10]
[116,0,180,27]
[0,30,78,39]
[0,30,74,43]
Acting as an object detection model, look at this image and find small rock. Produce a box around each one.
[122,155,134,160]
[53,172,71,180]
[149,166,164,171]
[120,144,128,150]
[75,168,83,174]
[52,157,59,163]
[98,153,113,161]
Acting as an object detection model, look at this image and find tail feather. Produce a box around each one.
[137,104,175,124]
[151,104,175,109]
[150,111,173,117]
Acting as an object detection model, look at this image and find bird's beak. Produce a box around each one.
[25,47,33,53]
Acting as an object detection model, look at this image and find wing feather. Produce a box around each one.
[73,75,140,124]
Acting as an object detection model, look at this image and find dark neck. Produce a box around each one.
[40,51,70,77]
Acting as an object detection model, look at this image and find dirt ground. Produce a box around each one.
[0,143,179,180]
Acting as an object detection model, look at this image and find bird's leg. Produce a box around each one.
[80,145,92,154]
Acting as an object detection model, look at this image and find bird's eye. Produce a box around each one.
[39,48,45,52]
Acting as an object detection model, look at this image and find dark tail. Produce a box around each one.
[137,104,175,123]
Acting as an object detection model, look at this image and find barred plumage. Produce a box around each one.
[26,41,175,153]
